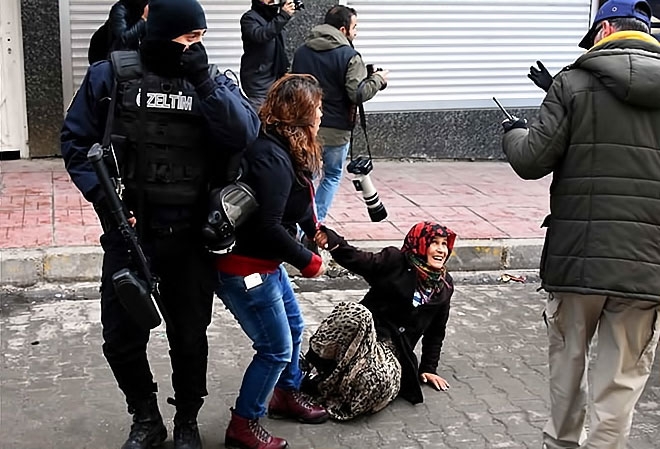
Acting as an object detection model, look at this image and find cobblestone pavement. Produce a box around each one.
[1,283,658,449]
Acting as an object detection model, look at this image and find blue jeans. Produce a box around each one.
[315,142,350,222]
[216,265,304,419]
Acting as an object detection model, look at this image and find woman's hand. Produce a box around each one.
[314,227,341,251]
[420,373,450,391]
[314,230,328,249]
[142,4,149,20]
[310,262,325,278]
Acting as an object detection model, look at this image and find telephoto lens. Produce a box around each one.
[347,157,388,222]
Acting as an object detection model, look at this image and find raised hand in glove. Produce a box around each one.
[180,42,210,87]
[502,117,528,133]
[528,60,553,92]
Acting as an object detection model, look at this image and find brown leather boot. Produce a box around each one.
[267,388,329,424]
[225,409,288,449]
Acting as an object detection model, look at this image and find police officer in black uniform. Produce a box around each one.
[61,1,260,448]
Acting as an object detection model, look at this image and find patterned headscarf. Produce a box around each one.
[401,221,456,300]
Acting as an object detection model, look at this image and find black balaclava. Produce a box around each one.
[146,0,206,42]
[140,0,207,77]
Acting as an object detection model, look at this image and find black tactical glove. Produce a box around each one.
[319,225,345,251]
[528,60,553,92]
[180,42,211,88]
[502,117,528,133]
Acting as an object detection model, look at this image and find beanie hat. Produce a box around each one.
[146,0,207,42]
[579,0,652,49]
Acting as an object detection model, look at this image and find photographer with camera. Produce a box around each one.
[60,1,259,448]
[215,74,328,449]
[291,5,388,225]
[239,0,300,110]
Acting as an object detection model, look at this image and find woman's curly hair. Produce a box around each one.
[259,74,323,178]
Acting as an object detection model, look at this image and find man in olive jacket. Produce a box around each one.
[291,5,388,224]
[501,1,660,448]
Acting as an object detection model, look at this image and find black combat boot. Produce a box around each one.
[169,397,203,449]
[121,394,168,449]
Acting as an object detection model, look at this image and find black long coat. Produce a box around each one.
[329,238,453,404]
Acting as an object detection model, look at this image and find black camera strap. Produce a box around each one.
[349,103,373,163]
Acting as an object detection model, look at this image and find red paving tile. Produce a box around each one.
[0,159,552,249]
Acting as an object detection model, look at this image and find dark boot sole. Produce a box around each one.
[151,425,168,447]
[122,425,167,449]
[225,436,289,449]
[267,409,329,424]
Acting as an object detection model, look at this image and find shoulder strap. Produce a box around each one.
[110,50,142,82]
[101,51,141,148]
[349,104,372,163]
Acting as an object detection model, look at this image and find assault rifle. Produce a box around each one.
[88,143,163,330]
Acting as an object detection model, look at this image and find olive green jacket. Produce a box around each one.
[503,33,660,302]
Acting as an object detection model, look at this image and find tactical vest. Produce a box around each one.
[292,44,358,131]
[110,51,210,207]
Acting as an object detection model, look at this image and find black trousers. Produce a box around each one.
[99,228,216,411]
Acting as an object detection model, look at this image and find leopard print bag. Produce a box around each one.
[302,301,402,420]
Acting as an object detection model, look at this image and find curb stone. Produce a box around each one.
[0,239,543,287]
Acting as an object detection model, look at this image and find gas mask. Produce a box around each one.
[201,182,259,253]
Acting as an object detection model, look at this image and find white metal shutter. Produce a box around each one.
[60,0,247,106]
[346,0,594,112]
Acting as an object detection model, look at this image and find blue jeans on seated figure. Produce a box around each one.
[315,142,350,223]
[216,265,304,419]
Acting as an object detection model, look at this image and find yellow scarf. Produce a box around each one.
[591,30,660,50]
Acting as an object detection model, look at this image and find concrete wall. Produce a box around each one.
[20,0,63,158]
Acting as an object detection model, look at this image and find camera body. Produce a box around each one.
[276,0,304,10]
[366,64,387,91]
[347,157,388,222]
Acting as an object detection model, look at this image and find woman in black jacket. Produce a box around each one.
[304,221,456,420]
[216,74,328,449]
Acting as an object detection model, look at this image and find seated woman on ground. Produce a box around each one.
[303,221,456,421]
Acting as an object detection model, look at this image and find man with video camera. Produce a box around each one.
[291,5,388,224]
[61,1,259,448]
[240,0,299,110]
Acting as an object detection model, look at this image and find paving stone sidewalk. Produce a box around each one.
[0,158,550,247]
[1,283,658,449]
[0,158,550,285]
